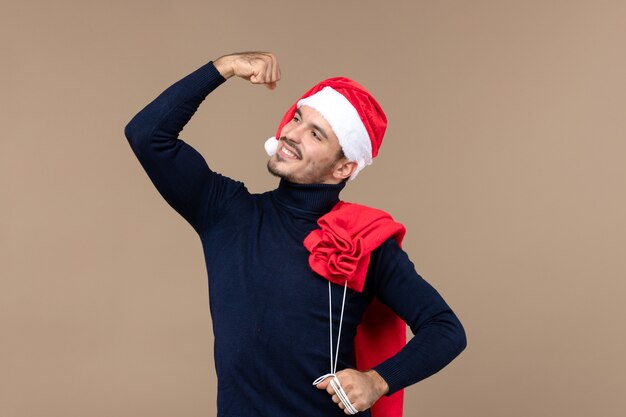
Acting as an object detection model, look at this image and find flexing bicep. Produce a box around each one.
[126,129,244,232]
[124,61,244,231]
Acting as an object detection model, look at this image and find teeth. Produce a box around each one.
[282,147,297,158]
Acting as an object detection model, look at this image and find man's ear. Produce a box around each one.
[333,160,358,181]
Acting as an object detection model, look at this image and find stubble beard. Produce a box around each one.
[266,141,343,185]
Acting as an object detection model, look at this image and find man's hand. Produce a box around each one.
[315,369,390,414]
[213,52,281,89]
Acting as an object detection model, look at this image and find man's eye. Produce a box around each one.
[312,131,320,140]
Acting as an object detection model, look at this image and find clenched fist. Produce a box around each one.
[315,369,390,414]
[214,51,281,89]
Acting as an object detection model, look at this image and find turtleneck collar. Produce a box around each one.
[271,179,345,215]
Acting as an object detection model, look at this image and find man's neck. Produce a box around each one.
[271,179,345,215]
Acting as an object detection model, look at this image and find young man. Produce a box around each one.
[125,52,466,417]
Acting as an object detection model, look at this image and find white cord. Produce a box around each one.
[329,282,334,373]
[312,281,358,414]
[334,282,348,374]
[331,376,359,415]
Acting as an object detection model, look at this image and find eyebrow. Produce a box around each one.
[295,108,329,140]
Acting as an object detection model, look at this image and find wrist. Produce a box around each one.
[366,370,389,397]
[213,55,235,79]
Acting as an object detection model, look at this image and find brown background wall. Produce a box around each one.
[2,1,625,416]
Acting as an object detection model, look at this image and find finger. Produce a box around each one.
[251,72,266,84]
[315,379,329,390]
[335,372,352,391]
[267,59,279,89]
[326,383,336,395]
[248,67,261,84]
[264,53,279,86]
[332,394,341,404]
[250,56,267,84]
[267,67,278,90]
[264,56,273,85]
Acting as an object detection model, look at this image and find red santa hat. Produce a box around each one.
[264,77,387,179]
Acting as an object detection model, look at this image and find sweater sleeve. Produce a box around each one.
[369,238,467,394]
[124,61,246,233]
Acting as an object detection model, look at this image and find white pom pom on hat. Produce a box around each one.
[265,77,387,180]
[264,135,279,156]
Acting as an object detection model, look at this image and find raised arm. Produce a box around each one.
[213,52,281,88]
[124,53,280,232]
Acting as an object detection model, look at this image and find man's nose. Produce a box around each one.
[284,125,304,143]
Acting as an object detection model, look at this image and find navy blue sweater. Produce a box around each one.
[125,61,466,417]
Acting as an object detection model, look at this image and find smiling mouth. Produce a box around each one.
[279,138,302,159]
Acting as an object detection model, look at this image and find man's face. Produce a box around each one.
[267,105,347,184]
